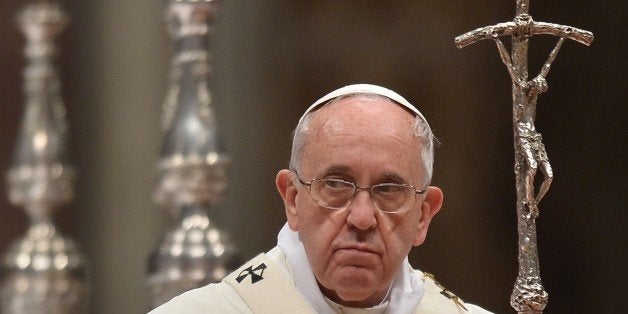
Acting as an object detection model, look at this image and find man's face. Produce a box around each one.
[277,96,443,307]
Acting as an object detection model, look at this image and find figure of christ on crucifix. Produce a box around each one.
[492,34,566,218]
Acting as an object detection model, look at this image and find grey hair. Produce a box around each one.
[288,93,436,185]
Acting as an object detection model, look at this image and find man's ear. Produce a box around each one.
[413,186,443,246]
[276,169,299,231]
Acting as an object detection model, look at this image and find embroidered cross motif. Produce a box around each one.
[424,273,469,311]
[236,263,267,284]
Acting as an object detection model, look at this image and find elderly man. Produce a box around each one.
[150,84,492,313]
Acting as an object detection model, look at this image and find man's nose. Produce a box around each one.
[346,189,377,230]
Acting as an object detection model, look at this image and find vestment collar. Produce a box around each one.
[277,223,425,313]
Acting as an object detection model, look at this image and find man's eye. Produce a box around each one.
[323,179,351,189]
[375,184,405,194]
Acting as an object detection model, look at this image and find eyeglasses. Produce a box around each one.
[295,173,426,214]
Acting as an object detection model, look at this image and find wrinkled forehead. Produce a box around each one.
[310,95,417,133]
[298,84,429,128]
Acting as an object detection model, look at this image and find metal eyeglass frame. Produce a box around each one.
[293,172,427,214]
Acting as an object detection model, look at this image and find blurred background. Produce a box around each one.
[0,1,625,313]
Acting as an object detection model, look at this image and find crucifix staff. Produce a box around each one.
[455,1,593,313]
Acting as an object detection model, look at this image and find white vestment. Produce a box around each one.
[150,224,493,313]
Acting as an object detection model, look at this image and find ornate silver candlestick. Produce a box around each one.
[1,1,89,313]
[455,1,593,313]
[147,0,239,308]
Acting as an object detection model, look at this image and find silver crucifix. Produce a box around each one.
[455,1,593,313]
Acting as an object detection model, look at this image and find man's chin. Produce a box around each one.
[320,269,387,307]
[328,288,387,308]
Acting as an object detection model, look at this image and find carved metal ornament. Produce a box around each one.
[147,0,239,308]
[455,1,593,313]
[1,1,89,313]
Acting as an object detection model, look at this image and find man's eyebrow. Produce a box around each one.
[383,172,408,184]
[318,167,409,184]
[319,165,350,177]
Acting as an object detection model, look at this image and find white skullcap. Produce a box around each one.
[298,84,430,131]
